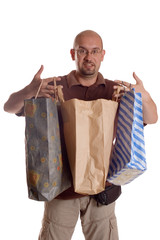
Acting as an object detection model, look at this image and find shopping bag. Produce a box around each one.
[107,89,146,185]
[61,98,118,195]
[24,96,71,201]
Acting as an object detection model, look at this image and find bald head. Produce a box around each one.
[73,30,103,49]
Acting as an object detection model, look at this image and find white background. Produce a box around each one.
[0,0,160,239]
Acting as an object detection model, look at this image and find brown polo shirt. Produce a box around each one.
[57,70,117,101]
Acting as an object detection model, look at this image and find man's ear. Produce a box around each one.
[70,49,75,60]
[101,49,106,61]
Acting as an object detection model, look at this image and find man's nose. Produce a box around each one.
[84,51,92,60]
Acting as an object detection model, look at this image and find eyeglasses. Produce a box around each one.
[74,48,102,56]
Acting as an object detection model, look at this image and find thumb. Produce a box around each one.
[34,65,44,79]
[133,72,143,84]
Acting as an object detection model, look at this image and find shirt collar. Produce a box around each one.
[66,70,106,88]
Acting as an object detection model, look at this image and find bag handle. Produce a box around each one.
[35,78,64,102]
[112,86,121,102]
[35,79,44,99]
[54,78,64,103]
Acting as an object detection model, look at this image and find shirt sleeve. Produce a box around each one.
[15,107,25,117]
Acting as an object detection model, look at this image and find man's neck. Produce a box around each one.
[75,72,98,87]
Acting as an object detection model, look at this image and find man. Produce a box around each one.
[4,30,158,240]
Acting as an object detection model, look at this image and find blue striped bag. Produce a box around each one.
[107,89,146,185]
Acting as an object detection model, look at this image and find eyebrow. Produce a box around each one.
[78,46,101,50]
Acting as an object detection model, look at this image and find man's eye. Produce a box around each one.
[79,49,86,54]
[92,49,98,54]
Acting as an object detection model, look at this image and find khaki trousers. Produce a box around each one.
[39,196,119,240]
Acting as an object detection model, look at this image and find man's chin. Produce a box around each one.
[81,69,96,77]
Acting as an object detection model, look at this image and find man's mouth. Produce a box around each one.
[83,62,95,68]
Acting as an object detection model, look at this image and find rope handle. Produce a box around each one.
[35,79,44,99]
[54,78,64,103]
[35,78,64,102]
[112,86,122,102]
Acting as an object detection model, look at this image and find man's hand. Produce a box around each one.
[28,65,61,98]
[112,72,158,124]
[113,72,150,102]
[4,65,62,114]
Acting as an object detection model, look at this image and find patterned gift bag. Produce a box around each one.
[107,89,146,185]
[24,98,71,201]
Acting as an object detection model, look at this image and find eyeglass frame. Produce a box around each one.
[73,47,103,57]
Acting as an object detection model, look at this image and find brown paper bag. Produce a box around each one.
[61,98,118,195]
